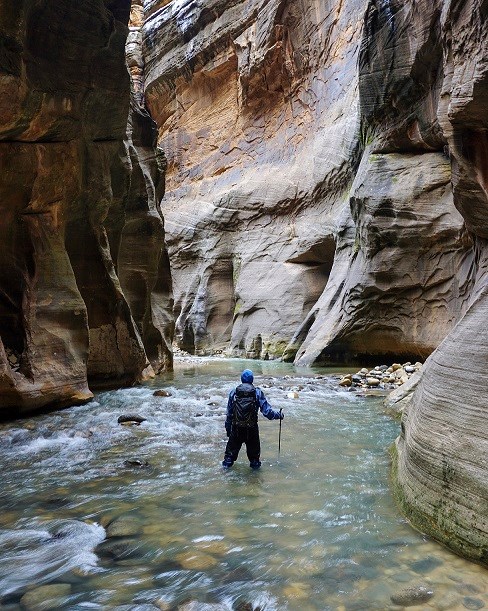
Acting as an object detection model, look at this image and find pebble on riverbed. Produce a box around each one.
[338,362,422,391]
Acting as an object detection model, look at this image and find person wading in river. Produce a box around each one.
[222,369,284,469]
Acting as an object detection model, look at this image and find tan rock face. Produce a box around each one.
[144,0,365,357]
[0,0,173,414]
[390,0,488,565]
[144,0,472,364]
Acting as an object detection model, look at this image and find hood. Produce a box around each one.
[240,369,254,384]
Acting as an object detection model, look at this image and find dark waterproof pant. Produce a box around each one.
[223,425,261,465]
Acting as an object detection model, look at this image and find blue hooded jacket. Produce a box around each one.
[225,369,281,432]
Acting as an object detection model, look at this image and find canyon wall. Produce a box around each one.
[145,0,472,364]
[0,0,173,416]
[387,0,488,565]
[142,0,487,563]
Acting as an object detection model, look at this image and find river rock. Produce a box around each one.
[153,389,172,397]
[175,551,218,570]
[117,415,146,425]
[20,584,71,611]
[366,378,380,387]
[462,598,485,610]
[106,515,143,538]
[390,584,434,606]
[123,458,150,468]
[95,537,145,561]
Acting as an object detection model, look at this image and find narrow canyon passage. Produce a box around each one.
[0,359,486,609]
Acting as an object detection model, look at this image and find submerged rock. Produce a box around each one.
[96,537,145,561]
[20,584,71,611]
[462,597,485,610]
[123,458,150,468]
[390,584,434,606]
[105,515,144,538]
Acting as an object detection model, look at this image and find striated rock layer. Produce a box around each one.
[390,0,488,565]
[0,0,173,416]
[144,0,472,364]
[145,0,366,357]
[142,0,487,562]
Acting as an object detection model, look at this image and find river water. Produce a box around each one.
[0,358,486,610]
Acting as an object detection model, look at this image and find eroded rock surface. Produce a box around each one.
[0,0,173,415]
[144,0,364,357]
[143,0,473,366]
[391,0,488,565]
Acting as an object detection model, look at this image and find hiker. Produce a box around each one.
[222,369,284,469]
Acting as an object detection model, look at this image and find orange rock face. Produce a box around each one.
[0,0,173,415]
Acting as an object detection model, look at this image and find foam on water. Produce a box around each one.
[0,519,105,595]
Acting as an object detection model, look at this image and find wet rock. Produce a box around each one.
[123,458,150,468]
[366,377,380,387]
[175,550,218,570]
[222,566,255,584]
[177,601,224,610]
[456,583,484,595]
[117,414,146,425]
[287,392,299,399]
[463,598,485,610]
[153,389,172,397]
[390,584,434,606]
[106,514,143,537]
[339,378,352,387]
[410,555,444,574]
[435,592,463,610]
[20,584,71,611]
[95,537,145,561]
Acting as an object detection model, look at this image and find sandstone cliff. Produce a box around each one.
[0,0,173,415]
[145,0,472,364]
[141,0,487,563]
[387,0,488,565]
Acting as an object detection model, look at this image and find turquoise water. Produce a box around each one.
[0,358,486,610]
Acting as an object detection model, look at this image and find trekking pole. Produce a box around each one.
[278,409,282,455]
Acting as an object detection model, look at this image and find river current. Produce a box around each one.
[0,358,486,610]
